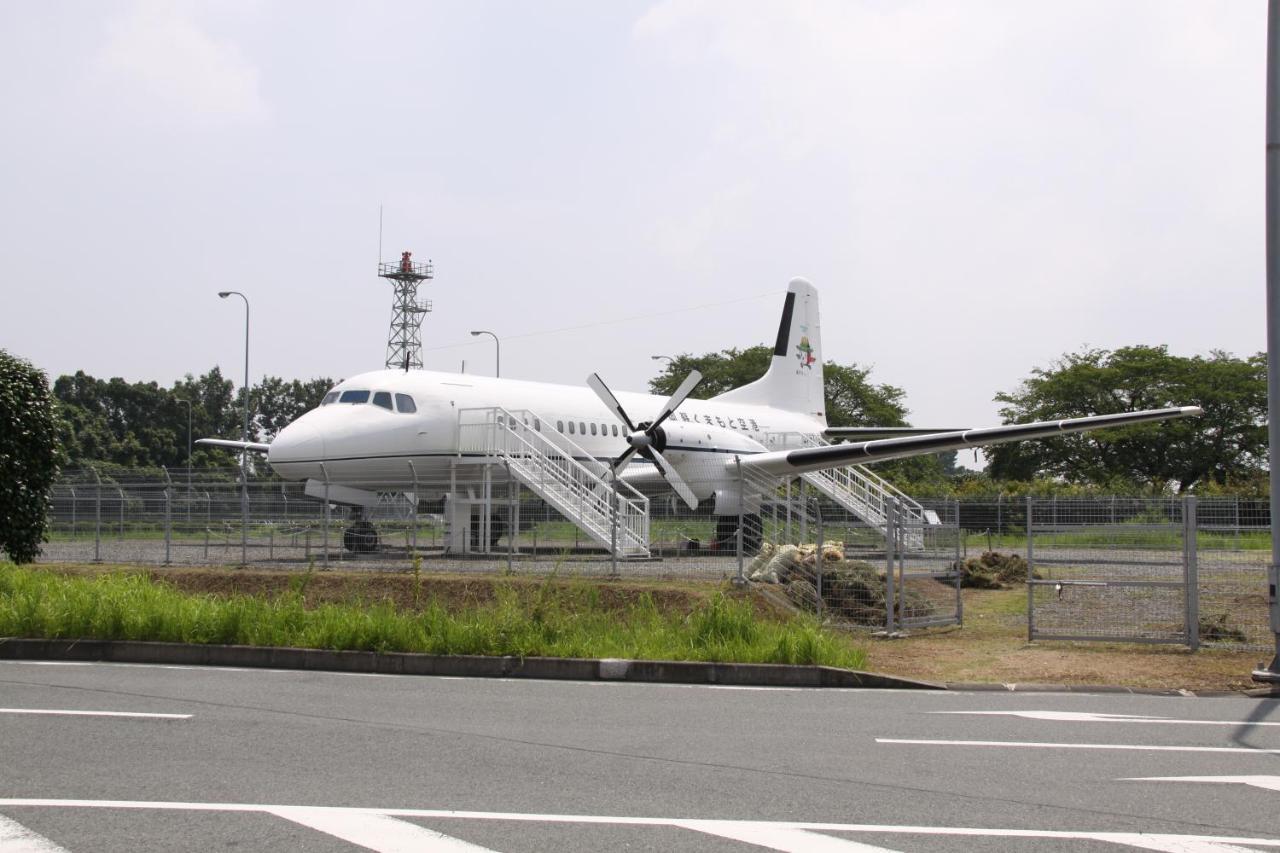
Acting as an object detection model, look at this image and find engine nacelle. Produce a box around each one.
[652,421,766,456]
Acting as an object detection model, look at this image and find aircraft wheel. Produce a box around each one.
[343,520,379,553]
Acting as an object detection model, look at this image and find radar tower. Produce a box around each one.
[380,251,434,370]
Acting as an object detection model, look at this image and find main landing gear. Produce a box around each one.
[342,510,380,553]
[710,513,763,555]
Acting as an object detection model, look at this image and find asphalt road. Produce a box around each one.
[1,660,1278,852]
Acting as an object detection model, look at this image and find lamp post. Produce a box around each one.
[470,330,500,377]
[219,290,250,566]
[651,355,674,365]
[173,397,192,522]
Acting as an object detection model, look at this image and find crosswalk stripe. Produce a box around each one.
[0,814,70,853]
[675,820,901,851]
[267,806,497,853]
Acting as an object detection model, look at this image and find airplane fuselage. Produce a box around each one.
[267,368,825,499]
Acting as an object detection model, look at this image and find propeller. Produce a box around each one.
[586,370,703,509]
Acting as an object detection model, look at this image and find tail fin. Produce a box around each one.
[713,278,826,424]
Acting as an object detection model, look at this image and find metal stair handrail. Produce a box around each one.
[458,407,650,556]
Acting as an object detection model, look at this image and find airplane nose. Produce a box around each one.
[269,419,326,464]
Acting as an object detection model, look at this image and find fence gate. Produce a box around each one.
[1026,497,1196,647]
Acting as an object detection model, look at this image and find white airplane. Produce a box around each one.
[199,278,1200,548]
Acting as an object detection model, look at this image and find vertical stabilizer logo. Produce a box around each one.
[795,330,815,370]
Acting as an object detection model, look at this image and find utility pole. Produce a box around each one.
[1256,0,1280,685]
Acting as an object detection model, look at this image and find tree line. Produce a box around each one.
[52,368,334,471]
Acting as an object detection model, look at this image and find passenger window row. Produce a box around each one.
[554,420,619,437]
[320,390,417,413]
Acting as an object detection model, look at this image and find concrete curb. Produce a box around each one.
[0,638,943,690]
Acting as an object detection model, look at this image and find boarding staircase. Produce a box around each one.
[773,433,931,550]
[457,407,650,557]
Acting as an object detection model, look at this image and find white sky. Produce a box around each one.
[0,1,1267,454]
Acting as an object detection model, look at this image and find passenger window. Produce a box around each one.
[321,392,339,406]
[611,424,618,437]
[568,422,575,434]
[557,420,564,433]
[590,423,597,436]
[579,422,586,435]
[394,394,417,413]
[339,390,370,404]
[534,419,541,431]
[372,391,393,411]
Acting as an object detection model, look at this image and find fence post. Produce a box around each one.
[1026,496,1035,642]
[504,460,515,574]
[735,456,745,584]
[954,498,963,626]
[885,498,896,633]
[238,467,248,567]
[814,491,824,614]
[117,488,125,541]
[92,467,102,564]
[408,461,419,557]
[321,462,330,569]
[1185,495,1200,651]
[163,488,172,566]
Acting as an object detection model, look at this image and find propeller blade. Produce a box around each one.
[647,447,698,509]
[650,370,703,431]
[586,373,636,432]
[611,446,639,473]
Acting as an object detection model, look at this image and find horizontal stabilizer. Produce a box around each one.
[195,438,271,454]
[744,406,1203,477]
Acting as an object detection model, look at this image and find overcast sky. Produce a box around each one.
[0,1,1267,454]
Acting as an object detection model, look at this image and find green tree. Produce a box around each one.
[254,376,334,440]
[988,346,1267,492]
[0,351,60,563]
[649,345,954,482]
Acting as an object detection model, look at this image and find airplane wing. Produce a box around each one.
[742,406,1202,477]
[824,426,970,439]
[195,438,271,454]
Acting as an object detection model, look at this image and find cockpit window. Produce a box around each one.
[321,392,339,406]
[339,390,370,404]
[395,393,417,414]
[372,391,393,411]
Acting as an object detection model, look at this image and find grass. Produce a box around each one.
[0,563,866,669]
[965,529,1272,551]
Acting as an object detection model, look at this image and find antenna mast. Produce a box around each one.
[380,251,434,371]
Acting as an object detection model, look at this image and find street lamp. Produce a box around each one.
[173,397,192,522]
[651,355,674,365]
[470,330,500,377]
[218,290,250,566]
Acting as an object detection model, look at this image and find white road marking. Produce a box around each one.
[0,799,1276,850]
[877,738,1280,755]
[268,806,495,852]
[933,710,1280,727]
[675,819,901,851]
[0,709,190,720]
[0,814,71,853]
[1104,836,1268,852]
[1128,775,1280,793]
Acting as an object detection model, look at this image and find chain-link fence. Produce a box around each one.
[28,470,1275,649]
[998,496,1270,650]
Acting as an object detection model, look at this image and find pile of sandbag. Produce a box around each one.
[949,551,1036,589]
[746,541,845,583]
